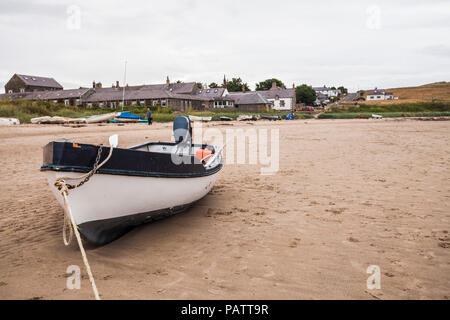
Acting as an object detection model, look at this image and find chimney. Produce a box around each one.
[116,80,119,88]
[166,76,170,86]
[271,81,277,90]
[92,81,96,88]
[293,83,295,89]
[223,75,227,88]
[242,84,245,93]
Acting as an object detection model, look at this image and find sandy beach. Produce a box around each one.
[0,118,449,300]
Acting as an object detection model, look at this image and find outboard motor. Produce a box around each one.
[173,116,192,145]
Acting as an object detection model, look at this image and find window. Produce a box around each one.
[161,99,167,107]
[152,100,157,106]
[377,96,381,99]
[53,100,58,104]
[8,90,12,93]
[99,102,104,108]
[140,100,145,106]
[87,103,93,108]
[64,99,69,106]
[20,88,25,93]
[280,100,285,107]
[76,99,81,106]
[132,101,137,106]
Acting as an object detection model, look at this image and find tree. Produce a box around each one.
[209,82,219,88]
[255,78,285,91]
[338,86,348,95]
[295,84,316,105]
[226,77,250,92]
[196,82,203,89]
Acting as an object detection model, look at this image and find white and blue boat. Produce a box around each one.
[41,116,223,245]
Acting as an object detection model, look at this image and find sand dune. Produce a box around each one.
[0,119,449,299]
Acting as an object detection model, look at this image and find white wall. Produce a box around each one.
[315,89,341,97]
[270,97,293,110]
[367,94,385,100]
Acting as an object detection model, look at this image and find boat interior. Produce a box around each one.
[129,116,221,168]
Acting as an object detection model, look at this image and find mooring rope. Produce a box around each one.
[54,143,115,300]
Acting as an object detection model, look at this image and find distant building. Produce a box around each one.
[0,74,292,112]
[258,82,295,111]
[315,92,329,105]
[4,74,63,93]
[313,86,341,98]
[226,91,270,112]
[82,78,209,110]
[366,88,394,100]
[194,87,235,109]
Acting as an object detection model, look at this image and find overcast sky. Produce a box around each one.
[1,0,449,92]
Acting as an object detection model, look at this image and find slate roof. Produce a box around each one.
[16,74,63,89]
[83,85,210,102]
[29,88,91,100]
[366,89,386,95]
[226,92,269,105]
[258,88,294,99]
[194,87,226,98]
[313,86,335,92]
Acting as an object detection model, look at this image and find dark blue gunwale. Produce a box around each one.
[40,163,222,178]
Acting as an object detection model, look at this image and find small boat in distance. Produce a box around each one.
[188,115,212,122]
[41,116,223,245]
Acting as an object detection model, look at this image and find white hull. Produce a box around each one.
[86,112,120,124]
[47,171,218,226]
[188,115,212,122]
[0,117,20,126]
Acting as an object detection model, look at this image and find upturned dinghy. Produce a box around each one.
[41,116,223,245]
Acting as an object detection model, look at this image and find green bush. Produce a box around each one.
[318,112,450,119]
[0,98,306,123]
[328,102,450,114]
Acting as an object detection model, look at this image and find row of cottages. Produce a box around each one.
[82,79,212,110]
[366,88,394,100]
[1,74,296,111]
[0,88,94,106]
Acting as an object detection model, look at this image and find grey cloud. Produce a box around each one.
[0,0,449,93]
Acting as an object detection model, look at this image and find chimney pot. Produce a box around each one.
[166,76,170,86]
[92,81,96,88]
[116,80,119,88]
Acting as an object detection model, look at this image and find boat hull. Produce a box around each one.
[47,171,218,245]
